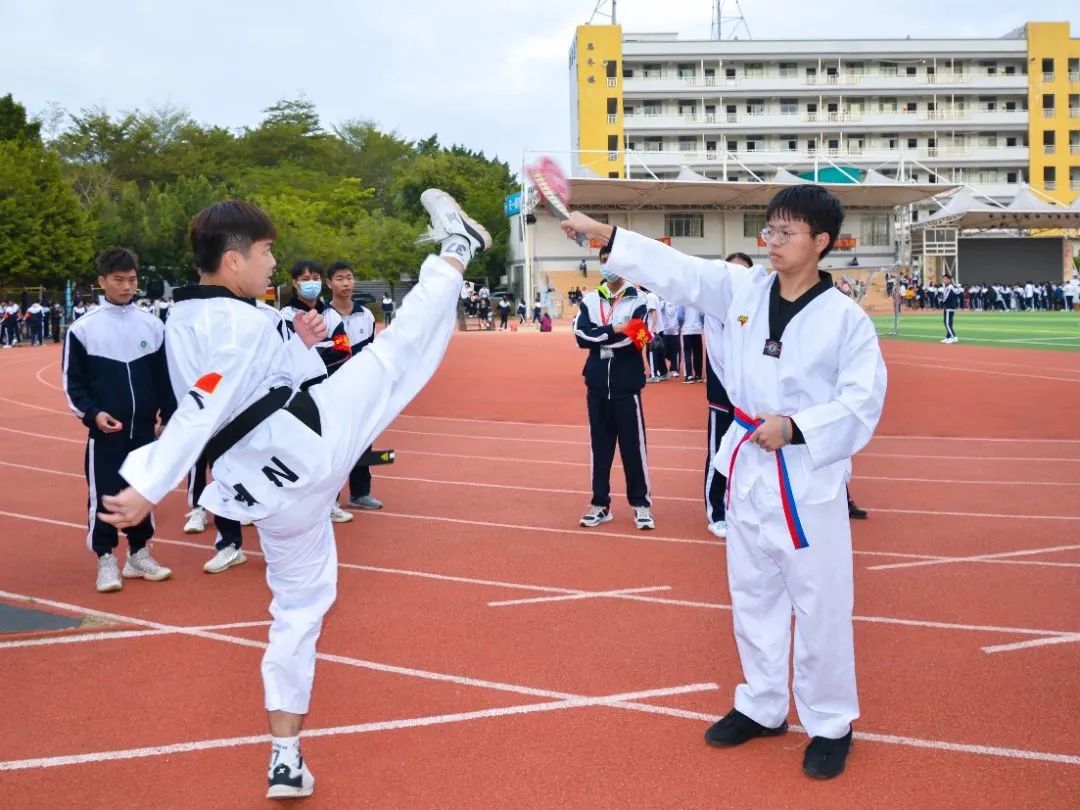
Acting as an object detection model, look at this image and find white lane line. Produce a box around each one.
[5,514,1077,645]
[397,414,1080,445]
[488,586,671,608]
[981,634,1080,655]
[0,395,70,416]
[388,450,1080,484]
[0,620,272,651]
[0,681,718,772]
[884,360,1080,385]
[868,544,1080,572]
[34,361,62,391]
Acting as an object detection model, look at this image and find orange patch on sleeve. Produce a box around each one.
[194,372,223,394]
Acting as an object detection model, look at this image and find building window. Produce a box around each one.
[666,214,704,238]
[644,101,662,116]
[879,97,898,113]
[860,214,890,246]
[906,66,917,76]
[608,135,619,151]
[678,63,696,78]
[1043,166,1056,190]
[907,138,918,149]
[743,213,767,238]
[780,98,798,114]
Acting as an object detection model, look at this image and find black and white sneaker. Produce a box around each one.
[419,189,492,256]
[579,505,613,527]
[267,753,315,799]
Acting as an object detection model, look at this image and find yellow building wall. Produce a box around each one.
[571,25,624,178]
[1026,22,1080,205]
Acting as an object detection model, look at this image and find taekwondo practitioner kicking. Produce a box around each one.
[99,191,490,799]
[560,185,887,780]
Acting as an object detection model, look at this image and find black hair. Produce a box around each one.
[326,261,354,279]
[97,247,139,277]
[190,200,276,273]
[289,260,324,280]
[765,185,845,259]
[725,252,753,267]
[598,246,611,261]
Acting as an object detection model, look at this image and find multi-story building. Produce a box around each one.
[569,21,1080,208]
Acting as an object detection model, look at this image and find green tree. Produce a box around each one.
[0,141,94,284]
[0,94,42,143]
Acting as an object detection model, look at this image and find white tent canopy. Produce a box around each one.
[564,177,954,210]
[915,183,1080,230]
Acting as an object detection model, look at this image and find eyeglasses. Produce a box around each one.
[759,227,811,246]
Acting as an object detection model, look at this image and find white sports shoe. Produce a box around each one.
[329,504,354,523]
[419,189,492,256]
[96,553,122,593]
[708,521,727,538]
[183,507,208,534]
[634,506,656,531]
[122,548,171,581]
[204,544,246,574]
[267,752,315,799]
[579,505,613,527]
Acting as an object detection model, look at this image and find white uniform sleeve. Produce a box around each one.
[120,335,268,505]
[791,308,887,469]
[607,229,736,319]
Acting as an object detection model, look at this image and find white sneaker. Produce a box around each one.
[204,544,246,574]
[183,507,208,534]
[634,506,656,531]
[122,548,172,581]
[419,189,492,256]
[346,494,383,510]
[330,504,354,523]
[96,553,122,593]
[267,753,315,799]
[646,375,662,384]
[579,505,613,527]
[708,521,727,538]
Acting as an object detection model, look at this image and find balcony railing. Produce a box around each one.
[1042,72,1056,82]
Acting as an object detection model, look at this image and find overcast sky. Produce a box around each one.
[3,0,1078,169]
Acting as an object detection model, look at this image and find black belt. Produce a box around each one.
[204,387,321,469]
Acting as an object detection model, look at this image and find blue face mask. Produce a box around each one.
[599,262,619,282]
[298,280,322,300]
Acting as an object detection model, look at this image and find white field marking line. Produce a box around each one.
[488,586,672,608]
[0,424,83,444]
[0,395,70,416]
[981,634,1080,655]
[867,543,1080,572]
[885,360,1080,385]
[384,427,704,449]
[1,511,1078,641]
[869,506,1080,523]
[0,460,187,493]
[871,434,1080,445]
[395,450,1080,484]
[34,360,62,391]
[406,413,1080,447]
[5,688,1080,775]
[649,704,1080,767]
[902,356,1080,375]
[0,585,724,718]
[0,620,272,651]
[0,682,719,773]
[373,474,1080,523]
[859,452,1080,464]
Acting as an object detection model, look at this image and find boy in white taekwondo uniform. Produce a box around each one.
[561,184,887,780]
[100,193,491,799]
[320,261,383,510]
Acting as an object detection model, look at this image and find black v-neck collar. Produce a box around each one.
[768,271,833,342]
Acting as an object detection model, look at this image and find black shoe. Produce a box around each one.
[848,500,868,520]
[704,708,788,747]
[802,728,853,780]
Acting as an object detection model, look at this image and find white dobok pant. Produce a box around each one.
[725,482,858,740]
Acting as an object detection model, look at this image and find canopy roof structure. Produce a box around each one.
[913,184,1080,231]
[565,174,955,211]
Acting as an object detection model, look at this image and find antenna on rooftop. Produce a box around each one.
[588,1,617,24]
[711,0,751,40]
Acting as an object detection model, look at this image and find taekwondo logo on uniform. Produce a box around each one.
[188,372,222,410]
[737,315,749,326]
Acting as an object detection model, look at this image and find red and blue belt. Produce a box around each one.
[727,407,810,550]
